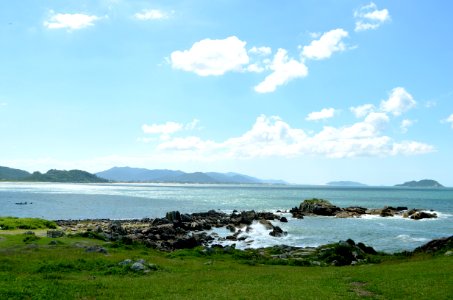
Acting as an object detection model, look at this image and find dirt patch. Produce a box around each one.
[350,282,376,298]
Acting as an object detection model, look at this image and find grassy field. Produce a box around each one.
[0,231,452,300]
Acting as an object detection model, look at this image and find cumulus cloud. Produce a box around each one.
[254,49,308,93]
[141,119,200,140]
[380,87,416,116]
[400,119,415,133]
[354,2,390,32]
[134,9,171,20]
[170,36,249,76]
[302,28,349,60]
[306,108,336,121]
[43,12,102,30]
[444,114,453,128]
[350,104,376,118]
[151,114,433,160]
[248,46,272,56]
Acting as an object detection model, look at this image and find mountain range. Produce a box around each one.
[95,167,286,184]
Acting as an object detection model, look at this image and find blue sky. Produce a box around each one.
[1,0,452,185]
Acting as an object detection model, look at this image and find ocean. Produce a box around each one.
[1,182,452,253]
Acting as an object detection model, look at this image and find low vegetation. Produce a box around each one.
[0,221,452,299]
[0,217,56,230]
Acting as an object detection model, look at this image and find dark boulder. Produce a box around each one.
[280,216,288,222]
[299,199,341,216]
[165,211,181,222]
[289,207,304,219]
[410,211,437,220]
[269,226,287,237]
[414,236,453,253]
[259,219,274,230]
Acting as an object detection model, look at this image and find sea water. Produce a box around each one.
[1,182,452,252]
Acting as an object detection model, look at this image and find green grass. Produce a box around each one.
[0,217,57,230]
[0,233,452,299]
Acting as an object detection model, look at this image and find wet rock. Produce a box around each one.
[269,226,286,237]
[409,211,437,220]
[289,207,304,219]
[299,199,341,216]
[226,224,236,232]
[280,216,288,222]
[336,207,367,218]
[259,219,274,230]
[256,212,278,220]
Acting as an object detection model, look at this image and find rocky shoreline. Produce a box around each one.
[46,198,443,263]
[289,198,438,220]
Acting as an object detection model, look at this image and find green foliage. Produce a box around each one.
[70,231,107,241]
[23,235,41,243]
[24,169,108,183]
[0,217,57,230]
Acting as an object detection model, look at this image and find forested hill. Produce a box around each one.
[0,166,107,183]
[0,166,31,180]
[25,169,108,183]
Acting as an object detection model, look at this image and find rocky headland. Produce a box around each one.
[289,198,438,220]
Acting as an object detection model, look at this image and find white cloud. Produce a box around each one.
[248,46,272,56]
[444,114,453,128]
[354,2,390,32]
[185,119,201,130]
[151,114,433,160]
[306,108,336,121]
[400,119,415,133]
[142,121,183,136]
[302,28,349,60]
[350,104,375,118]
[141,119,200,140]
[134,9,171,20]
[170,36,249,76]
[254,49,308,93]
[43,12,102,30]
[380,87,416,116]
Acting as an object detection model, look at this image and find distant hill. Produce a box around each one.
[96,167,184,182]
[395,179,444,188]
[0,166,30,180]
[24,169,108,183]
[96,167,286,184]
[326,181,367,187]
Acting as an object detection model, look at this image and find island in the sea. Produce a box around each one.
[395,179,444,188]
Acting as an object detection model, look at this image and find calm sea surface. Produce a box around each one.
[1,182,452,252]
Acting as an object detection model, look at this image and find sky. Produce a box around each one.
[1,0,452,186]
